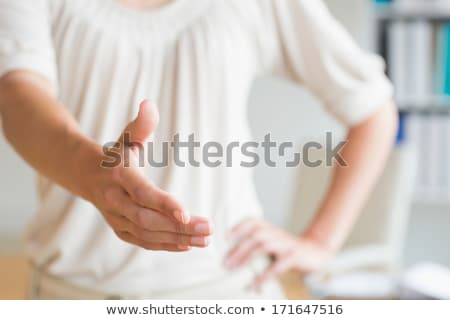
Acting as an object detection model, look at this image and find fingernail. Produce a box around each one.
[194,222,210,235]
[191,236,210,246]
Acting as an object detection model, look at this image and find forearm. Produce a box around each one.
[0,72,101,201]
[303,101,398,251]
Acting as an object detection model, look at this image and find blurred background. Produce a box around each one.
[1,0,450,299]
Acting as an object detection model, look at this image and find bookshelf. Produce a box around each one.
[373,2,450,205]
[401,107,450,115]
[399,101,450,114]
[377,6,450,21]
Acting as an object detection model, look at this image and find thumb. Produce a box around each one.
[120,100,159,147]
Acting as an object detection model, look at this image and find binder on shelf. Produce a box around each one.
[405,114,426,195]
[436,23,450,104]
[388,20,433,109]
[426,115,438,198]
[409,20,433,107]
[388,20,408,106]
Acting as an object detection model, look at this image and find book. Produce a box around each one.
[406,114,425,195]
[425,114,442,199]
[445,115,450,197]
[436,23,450,102]
[388,20,433,108]
[409,20,433,107]
[437,115,449,196]
[388,21,408,105]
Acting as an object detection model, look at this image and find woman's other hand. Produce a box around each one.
[225,217,333,289]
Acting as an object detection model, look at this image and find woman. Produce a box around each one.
[0,0,397,299]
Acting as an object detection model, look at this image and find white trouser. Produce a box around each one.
[27,265,286,299]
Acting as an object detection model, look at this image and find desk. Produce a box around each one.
[0,255,309,299]
[0,255,31,300]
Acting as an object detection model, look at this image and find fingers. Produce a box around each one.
[225,218,276,269]
[225,232,271,269]
[226,232,283,269]
[137,231,210,247]
[226,218,332,290]
[228,217,264,239]
[108,189,210,235]
[251,256,295,289]
[115,167,190,223]
[134,213,213,236]
[226,217,299,271]
[102,188,213,249]
[104,188,211,235]
[115,231,191,252]
[119,100,159,147]
[106,211,211,248]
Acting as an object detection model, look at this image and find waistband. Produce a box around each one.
[28,260,285,299]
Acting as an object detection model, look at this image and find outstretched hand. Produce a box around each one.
[90,100,213,251]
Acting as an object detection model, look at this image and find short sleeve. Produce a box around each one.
[267,0,393,126]
[0,0,57,87]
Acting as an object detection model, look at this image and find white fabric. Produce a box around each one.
[29,262,285,299]
[0,0,393,297]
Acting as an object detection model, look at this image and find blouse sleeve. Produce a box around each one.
[0,0,57,87]
[266,0,393,126]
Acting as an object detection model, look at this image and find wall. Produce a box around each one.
[0,126,37,242]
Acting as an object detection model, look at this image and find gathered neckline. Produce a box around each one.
[102,0,212,28]
[108,0,185,18]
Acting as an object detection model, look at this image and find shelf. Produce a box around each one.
[398,106,450,115]
[396,99,450,114]
[375,4,450,21]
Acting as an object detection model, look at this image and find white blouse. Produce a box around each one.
[0,0,393,296]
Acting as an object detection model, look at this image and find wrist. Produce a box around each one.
[70,135,105,202]
[302,228,339,254]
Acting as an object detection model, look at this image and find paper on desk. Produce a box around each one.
[400,263,450,300]
[307,271,397,299]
